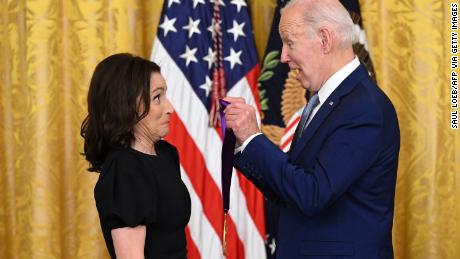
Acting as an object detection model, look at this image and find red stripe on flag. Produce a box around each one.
[237,172,266,238]
[185,227,201,259]
[280,134,294,150]
[225,216,246,259]
[285,116,301,133]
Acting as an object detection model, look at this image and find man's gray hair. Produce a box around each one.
[283,0,358,48]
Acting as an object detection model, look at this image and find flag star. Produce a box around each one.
[199,76,212,97]
[203,48,215,69]
[182,17,201,38]
[224,48,243,69]
[168,0,181,8]
[227,20,246,41]
[192,0,205,8]
[231,0,247,12]
[210,0,226,6]
[180,45,198,66]
[159,15,177,37]
[268,238,276,255]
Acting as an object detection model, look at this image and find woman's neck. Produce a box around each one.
[131,137,157,155]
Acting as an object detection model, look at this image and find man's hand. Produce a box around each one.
[223,97,261,145]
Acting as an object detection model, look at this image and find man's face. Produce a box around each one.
[279,5,324,92]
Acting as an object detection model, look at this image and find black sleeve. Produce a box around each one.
[95,151,158,230]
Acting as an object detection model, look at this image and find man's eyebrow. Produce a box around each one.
[280,34,289,40]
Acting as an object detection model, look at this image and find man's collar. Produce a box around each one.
[317,56,360,104]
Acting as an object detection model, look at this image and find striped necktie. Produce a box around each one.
[294,93,320,140]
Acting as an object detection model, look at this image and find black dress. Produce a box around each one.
[94,140,191,259]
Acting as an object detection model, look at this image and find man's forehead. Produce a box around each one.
[280,7,304,26]
[279,15,304,36]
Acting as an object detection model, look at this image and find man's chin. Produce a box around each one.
[298,79,310,90]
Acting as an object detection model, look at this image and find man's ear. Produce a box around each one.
[318,27,333,54]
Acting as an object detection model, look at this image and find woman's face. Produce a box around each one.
[134,72,174,143]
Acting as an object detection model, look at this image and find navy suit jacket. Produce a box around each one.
[235,64,400,259]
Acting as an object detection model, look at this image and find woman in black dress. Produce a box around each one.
[80,53,191,259]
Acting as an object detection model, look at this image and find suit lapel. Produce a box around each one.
[289,64,370,161]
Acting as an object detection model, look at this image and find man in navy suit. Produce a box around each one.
[224,0,400,258]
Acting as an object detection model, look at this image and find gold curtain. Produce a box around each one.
[0,0,160,258]
[361,0,460,258]
[0,0,458,258]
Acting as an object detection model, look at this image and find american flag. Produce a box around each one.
[150,1,266,259]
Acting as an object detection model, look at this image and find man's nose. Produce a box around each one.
[280,46,289,63]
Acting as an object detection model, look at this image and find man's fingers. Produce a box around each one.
[224,113,242,122]
[224,106,243,116]
[223,97,245,104]
[224,102,252,114]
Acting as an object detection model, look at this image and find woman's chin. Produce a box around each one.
[160,128,170,139]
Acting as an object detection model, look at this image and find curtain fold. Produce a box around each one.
[0,0,458,258]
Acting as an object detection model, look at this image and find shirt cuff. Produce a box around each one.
[234,133,263,154]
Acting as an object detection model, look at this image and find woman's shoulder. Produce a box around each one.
[95,147,159,229]
[103,148,140,167]
[96,148,156,200]
[100,147,154,180]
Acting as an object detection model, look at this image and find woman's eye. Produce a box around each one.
[153,94,161,103]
